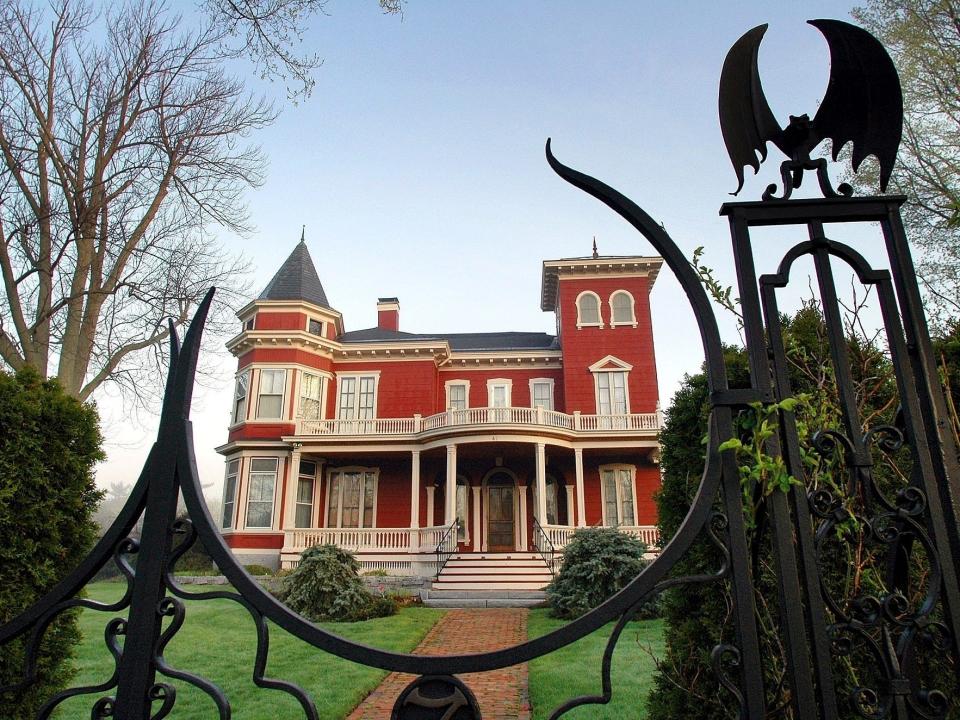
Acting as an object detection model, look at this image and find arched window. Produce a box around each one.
[576,291,602,328]
[609,290,636,326]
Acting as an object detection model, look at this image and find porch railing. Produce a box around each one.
[532,517,557,575]
[539,524,661,551]
[435,522,457,577]
[285,527,412,551]
[297,407,659,436]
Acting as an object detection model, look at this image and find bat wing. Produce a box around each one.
[809,19,902,191]
[719,24,785,194]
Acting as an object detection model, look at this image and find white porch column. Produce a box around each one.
[282,444,302,530]
[471,485,481,551]
[574,447,586,527]
[518,485,528,550]
[409,450,421,528]
[565,485,575,527]
[534,442,547,523]
[425,486,436,528]
[445,444,457,526]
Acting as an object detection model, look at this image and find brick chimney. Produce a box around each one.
[377,297,400,331]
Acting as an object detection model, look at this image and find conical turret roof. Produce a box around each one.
[258,239,331,309]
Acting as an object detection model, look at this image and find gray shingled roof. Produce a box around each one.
[337,328,558,351]
[259,240,331,309]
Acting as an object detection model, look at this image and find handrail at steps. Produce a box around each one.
[434,522,457,578]
[532,517,557,576]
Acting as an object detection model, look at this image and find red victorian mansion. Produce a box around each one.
[217,240,663,585]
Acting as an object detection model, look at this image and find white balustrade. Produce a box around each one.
[294,409,658,437]
[286,528,412,552]
[619,525,661,548]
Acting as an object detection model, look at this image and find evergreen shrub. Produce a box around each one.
[546,527,650,619]
[0,368,104,719]
[280,544,397,622]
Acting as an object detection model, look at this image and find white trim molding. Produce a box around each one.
[608,289,638,328]
[335,371,381,420]
[599,463,639,527]
[528,377,555,410]
[444,379,471,410]
[486,378,513,408]
[575,290,603,329]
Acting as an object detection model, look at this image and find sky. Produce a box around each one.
[94,0,888,502]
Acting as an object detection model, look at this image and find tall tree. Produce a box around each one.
[848,1,960,323]
[0,0,274,405]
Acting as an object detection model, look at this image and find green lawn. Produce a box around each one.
[58,582,444,719]
[527,609,665,719]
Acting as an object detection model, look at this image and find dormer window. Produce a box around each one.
[609,290,637,327]
[576,291,603,328]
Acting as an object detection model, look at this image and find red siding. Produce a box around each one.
[329,360,438,417]
[238,348,333,372]
[229,423,295,442]
[436,368,564,412]
[256,311,306,331]
[225,533,284,549]
[558,275,659,415]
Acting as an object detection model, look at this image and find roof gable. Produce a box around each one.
[259,240,331,309]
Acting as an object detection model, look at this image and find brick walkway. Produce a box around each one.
[347,608,530,720]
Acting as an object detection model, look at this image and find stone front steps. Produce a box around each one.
[422,552,553,607]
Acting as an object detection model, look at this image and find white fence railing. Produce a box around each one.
[540,524,661,550]
[284,525,458,553]
[296,408,659,436]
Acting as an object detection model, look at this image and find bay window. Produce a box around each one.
[299,372,322,420]
[246,458,278,528]
[257,369,286,419]
[233,372,249,423]
[222,459,239,529]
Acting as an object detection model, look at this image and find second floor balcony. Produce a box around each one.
[293,406,660,440]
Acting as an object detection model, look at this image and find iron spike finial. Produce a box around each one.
[300,225,306,243]
[592,236,599,259]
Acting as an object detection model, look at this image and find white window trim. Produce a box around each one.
[599,464,639,526]
[335,371,381,420]
[486,378,513,407]
[445,380,471,410]
[323,466,380,529]
[575,290,604,329]
[255,367,289,420]
[295,460,319,529]
[528,378,555,410]
[608,290,638,328]
[590,357,633,415]
[243,457,281,530]
[222,458,241,529]
[305,315,325,337]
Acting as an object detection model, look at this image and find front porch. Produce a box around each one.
[279,523,661,574]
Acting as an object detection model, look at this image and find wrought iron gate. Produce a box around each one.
[3,18,960,720]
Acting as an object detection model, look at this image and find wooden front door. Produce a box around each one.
[487,485,515,551]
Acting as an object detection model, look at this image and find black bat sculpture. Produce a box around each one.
[719,19,902,199]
